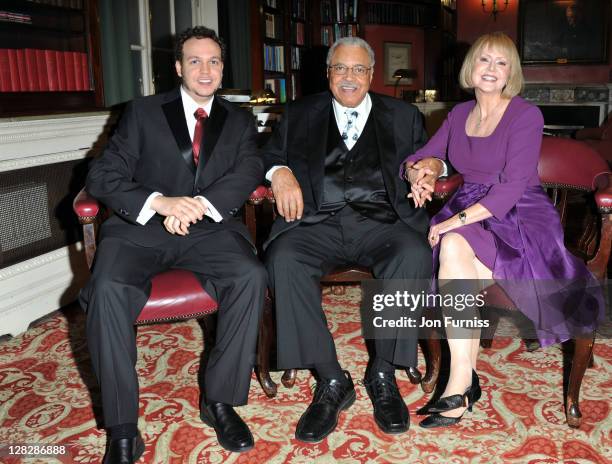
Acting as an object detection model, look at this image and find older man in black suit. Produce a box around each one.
[263,37,443,442]
[80,26,264,462]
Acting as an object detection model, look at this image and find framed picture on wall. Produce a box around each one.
[383,42,412,85]
[519,0,609,64]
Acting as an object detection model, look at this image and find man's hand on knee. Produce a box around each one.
[271,167,304,222]
[151,196,207,226]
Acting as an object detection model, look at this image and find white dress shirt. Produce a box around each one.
[265,93,446,181]
[136,86,222,225]
[332,93,372,150]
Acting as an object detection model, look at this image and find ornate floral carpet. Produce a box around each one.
[0,286,610,463]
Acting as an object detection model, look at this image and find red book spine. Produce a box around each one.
[35,49,49,91]
[73,51,84,90]
[24,49,39,91]
[80,52,90,90]
[7,49,20,91]
[45,50,58,91]
[0,49,11,92]
[16,49,29,91]
[55,50,66,91]
[64,51,75,90]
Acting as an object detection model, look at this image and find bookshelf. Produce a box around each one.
[0,0,103,115]
[423,1,459,101]
[251,0,310,104]
[316,0,361,47]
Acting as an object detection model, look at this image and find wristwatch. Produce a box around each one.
[458,210,467,224]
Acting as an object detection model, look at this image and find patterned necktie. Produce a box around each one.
[341,110,359,143]
[192,108,208,166]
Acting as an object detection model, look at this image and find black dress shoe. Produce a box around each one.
[364,372,409,434]
[200,402,254,453]
[417,369,481,415]
[102,434,145,464]
[295,370,356,443]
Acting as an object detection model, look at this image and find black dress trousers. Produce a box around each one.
[80,227,266,428]
[265,206,432,371]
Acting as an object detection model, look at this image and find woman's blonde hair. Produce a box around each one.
[458,32,523,98]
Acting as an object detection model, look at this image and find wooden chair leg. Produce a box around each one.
[281,369,297,388]
[256,296,278,398]
[566,335,595,428]
[480,308,500,349]
[420,338,441,394]
[405,366,422,384]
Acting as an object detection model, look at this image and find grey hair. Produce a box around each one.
[326,37,375,67]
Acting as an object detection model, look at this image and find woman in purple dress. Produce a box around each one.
[401,32,603,428]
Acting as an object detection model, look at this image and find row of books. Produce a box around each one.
[365,2,436,27]
[264,78,287,104]
[291,22,305,46]
[290,47,303,70]
[291,0,307,19]
[1,7,83,31]
[264,12,284,40]
[0,49,90,92]
[0,11,32,24]
[263,45,285,72]
[289,73,299,101]
[321,24,359,46]
[264,0,279,8]
[25,0,84,8]
[320,0,358,23]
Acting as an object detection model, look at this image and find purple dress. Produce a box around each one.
[402,96,604,346]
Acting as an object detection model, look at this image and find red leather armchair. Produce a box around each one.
[73,186,272,382]
[575,117,612,166]
[425,137,611,428]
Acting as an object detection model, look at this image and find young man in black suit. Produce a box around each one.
[263,37,444,442]
[80,26,265,462]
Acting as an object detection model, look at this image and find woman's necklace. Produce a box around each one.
[476,100,505,128]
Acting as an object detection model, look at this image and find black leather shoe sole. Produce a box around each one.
[295,388,356,443]
[200,409,254,453]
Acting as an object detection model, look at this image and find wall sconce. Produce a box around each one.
[481,0,509,21]
[392,68,417,97]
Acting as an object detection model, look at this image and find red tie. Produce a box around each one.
[192,108,208,166]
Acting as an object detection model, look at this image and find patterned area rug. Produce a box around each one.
[0,286,610,463]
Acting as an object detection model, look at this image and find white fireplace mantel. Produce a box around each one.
[0,111,113,337]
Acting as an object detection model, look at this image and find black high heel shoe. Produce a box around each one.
[468,369,481,408]
[419,406,472,429]
[418,370,482,429]
[417,370,481,416]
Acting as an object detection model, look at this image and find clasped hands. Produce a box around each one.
[405,157,443,208]
[404,157,457,247]
[151,196,208,236]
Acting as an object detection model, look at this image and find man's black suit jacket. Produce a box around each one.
[86,88,263,247]
[261,91,429,245]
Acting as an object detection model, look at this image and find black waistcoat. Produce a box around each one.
[320,108,398,223]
